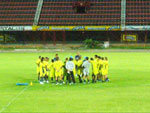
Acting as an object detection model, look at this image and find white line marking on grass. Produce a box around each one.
[0,86,28,113]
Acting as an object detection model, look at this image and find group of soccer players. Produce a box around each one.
[36,53,109,85]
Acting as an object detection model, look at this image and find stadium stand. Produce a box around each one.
[0,0,38,26]
[1,0,149,27]
[126,0,150,25]
[39,0,121,26]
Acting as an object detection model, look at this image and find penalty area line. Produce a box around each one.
[0,86,28,113]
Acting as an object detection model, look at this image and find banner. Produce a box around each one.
[0,26,32,31]
[124,26,150,31]
[122,34,137,42]
[32,26,121,31]
[1,25,150,31]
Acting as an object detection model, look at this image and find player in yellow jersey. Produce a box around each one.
[48,59,55,83]
[90,57,98,83]
[73,58,77,79]
[39,57,45,84]
[76,56,83,83]
[101,57,109,82]
[43,57,49,83]
[97,56,103,81]
[94,55,98,62]
[54,57,63,85]
[36,56,41,81]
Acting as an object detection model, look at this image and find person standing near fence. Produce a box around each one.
[66,57,76,85]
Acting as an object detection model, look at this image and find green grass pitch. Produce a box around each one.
[0,52,150,112]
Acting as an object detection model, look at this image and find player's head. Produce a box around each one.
[79,55,82,60]
[41,57,44,62]
[75,55,80,61]
[90,57,94,60]
[51,59,54,63]
[98,56,101,59]
[95,55,98,59]
[65,57,68,61]
[75,57,79,61]
[46,57,49,61]
[85,57,89,60]
[105,57,108,61]
[56,57,59,61]
[69,57,73,61]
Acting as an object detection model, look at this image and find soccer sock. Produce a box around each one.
[62,76,64,80]
[78,75,82,83]
[93,75,96,82]
[44,76,47,81]
[105,77,109,81]
[92,74,94,83]
[51,77,53,81]
[46,75,48,81]
[92,79,94,83]
[41,77,43,82]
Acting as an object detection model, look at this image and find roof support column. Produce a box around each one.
[121,0,126,31]
[33,0,44,25]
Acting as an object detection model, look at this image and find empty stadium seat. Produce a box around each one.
[126,0,150,25]
[0,0,38,26]
[38,0,121,26]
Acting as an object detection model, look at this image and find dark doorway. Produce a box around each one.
[76,6,86,13]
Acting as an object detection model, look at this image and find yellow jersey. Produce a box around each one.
[54,60,63,71]
[48,62,55,77]
[36,58,41,65]
[36,58,41,73]
[90,60,98,75]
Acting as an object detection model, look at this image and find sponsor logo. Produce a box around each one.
[72,26,85,31]
[37,26,49,31]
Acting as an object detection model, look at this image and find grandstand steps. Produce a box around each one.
[126,0,150,25]
[0,0,38,26]
[39,0,121,26]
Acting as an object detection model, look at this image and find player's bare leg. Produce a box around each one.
[56,76,59,85]
[83,75,86,84]
[105,75,109,82]
[94,75,98,83]
[97,74,100,81]
[40,77,43,84]
[60,75,64,85]
[92,74,95,83]
[44,74,49,83]
[102,75,105,82]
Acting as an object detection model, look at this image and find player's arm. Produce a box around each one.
[36,60,40,66]
[82,62,85,68]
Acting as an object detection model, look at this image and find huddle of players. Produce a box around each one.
[36,54,109,85]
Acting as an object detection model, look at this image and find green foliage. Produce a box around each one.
[83,39,99,48]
